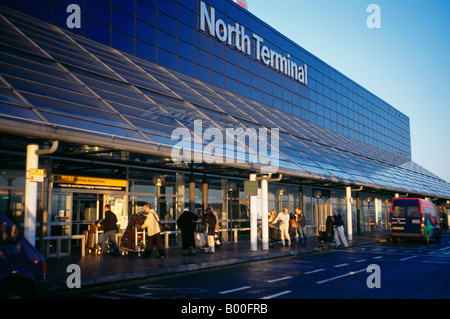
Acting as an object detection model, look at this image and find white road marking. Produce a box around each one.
[261,290,292,299]
[219,286,251,295]
[399,255,417,261]
[316,268,366,285]
[268,276,293,283]
[304,269,325,274]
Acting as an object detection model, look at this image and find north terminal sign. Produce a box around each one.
[199,1,308,86]
[53,175,127,191]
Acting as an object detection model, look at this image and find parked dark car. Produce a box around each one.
[0,212,48,298]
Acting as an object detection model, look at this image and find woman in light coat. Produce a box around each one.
[272,208,291,247]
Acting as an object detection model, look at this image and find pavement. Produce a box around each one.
[45,231,390,294]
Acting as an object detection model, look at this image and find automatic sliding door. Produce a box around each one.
[72,193,103,236]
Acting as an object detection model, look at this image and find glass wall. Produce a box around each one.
[0,168,26,225]
[206,177,228,238]
[0,144,399,256]
[300,187,393,236]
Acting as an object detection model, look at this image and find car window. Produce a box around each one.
[407,206,420,218]
[393,205,405,218]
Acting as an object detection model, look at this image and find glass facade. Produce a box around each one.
[0,142,398,253]
[1,1,450,255]
[2,0,411,158]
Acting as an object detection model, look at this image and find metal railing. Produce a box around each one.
[160,227,251,249]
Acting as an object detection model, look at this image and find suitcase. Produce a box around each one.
[121,226,136,251]
[86,226,96,252]
[120,214,147,253]
[269,227,282,241]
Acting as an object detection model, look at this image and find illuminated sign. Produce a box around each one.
[53,175,127,191]
[199,1,308,85]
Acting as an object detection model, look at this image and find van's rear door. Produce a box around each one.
[404,200,421,234]
[391,200,407,233]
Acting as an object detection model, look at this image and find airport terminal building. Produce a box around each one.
[0,0,449,256]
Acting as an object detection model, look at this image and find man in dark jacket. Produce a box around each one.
[296,208,307,245]
[97,204,119,254]
[177,208,199,255]
[201,207,217,253]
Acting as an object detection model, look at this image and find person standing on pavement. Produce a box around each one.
[201,207,217,253]
[177,208,199,255]
[296,208,307,245]
[272,208,291,247]
[212,208,221,247]
[96,204,119,255]
[332,209,348,248]
[141,203,166,258]
[268,209,277,225]
[289,213,298,243]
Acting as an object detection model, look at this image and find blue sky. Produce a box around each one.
[249,0,450,183]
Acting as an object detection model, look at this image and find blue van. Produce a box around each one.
[0,212,48,298]
[389,198,441,243]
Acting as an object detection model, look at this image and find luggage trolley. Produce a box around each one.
[120,214,147,257]
[86,221,116,255]
[194,222,222,254]
[318,216,337,249]
[121,228,146,257]
[269,226,283,248]
[194,231,210,254]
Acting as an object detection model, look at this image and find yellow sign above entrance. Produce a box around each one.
[53,175,127,191]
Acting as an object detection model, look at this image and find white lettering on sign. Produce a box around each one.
[199,1,308,86]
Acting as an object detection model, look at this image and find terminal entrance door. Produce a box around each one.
[71,193,103,237]
[47,192,103,257]
[314,198,332,235]
[48,191,126,257]
[71,192,127,236]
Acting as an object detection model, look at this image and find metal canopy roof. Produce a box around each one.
[1,7,449,199]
